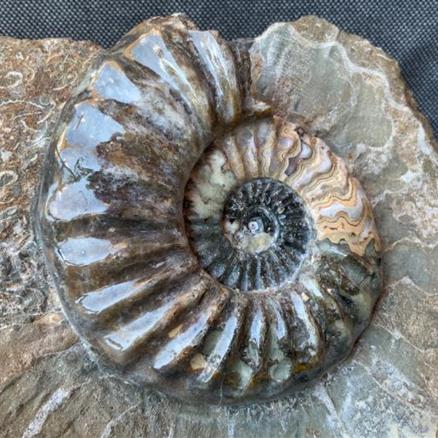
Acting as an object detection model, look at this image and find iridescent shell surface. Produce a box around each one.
[36,14,382,404]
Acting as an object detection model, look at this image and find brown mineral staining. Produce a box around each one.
[35,15,381,404]
[0,312,77,385]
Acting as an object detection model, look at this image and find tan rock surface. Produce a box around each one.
[0,17,437,438]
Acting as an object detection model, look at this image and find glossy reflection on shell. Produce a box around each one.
[36,14,382,404]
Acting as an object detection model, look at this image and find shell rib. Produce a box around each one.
[36,14,382,404]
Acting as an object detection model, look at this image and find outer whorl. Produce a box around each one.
[36,14,382,404]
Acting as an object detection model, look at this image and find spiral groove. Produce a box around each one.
[186,173,313,292]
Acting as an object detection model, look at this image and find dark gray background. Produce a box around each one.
[1,0,437,137]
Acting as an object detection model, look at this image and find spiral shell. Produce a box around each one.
[36,15,382,404]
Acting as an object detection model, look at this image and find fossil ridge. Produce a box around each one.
[35,15,382,404]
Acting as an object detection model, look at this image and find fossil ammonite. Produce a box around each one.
[36,14,382,404]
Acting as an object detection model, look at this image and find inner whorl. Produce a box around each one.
[185,176,313,292]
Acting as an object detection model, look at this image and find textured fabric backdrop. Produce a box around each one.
[0,0,437,137]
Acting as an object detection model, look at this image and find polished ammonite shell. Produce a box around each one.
[35,14,382,404]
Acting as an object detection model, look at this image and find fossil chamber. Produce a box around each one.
[35,14,382,404]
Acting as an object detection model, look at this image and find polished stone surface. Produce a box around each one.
[34,15,382,404]
[1,15,437,437]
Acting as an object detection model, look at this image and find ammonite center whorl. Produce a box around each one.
[35,14,382,404]
[222,178,311,260]
[185,123,314,293]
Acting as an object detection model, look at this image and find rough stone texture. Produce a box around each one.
[0,37,101,329]
[0,16,437,438]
